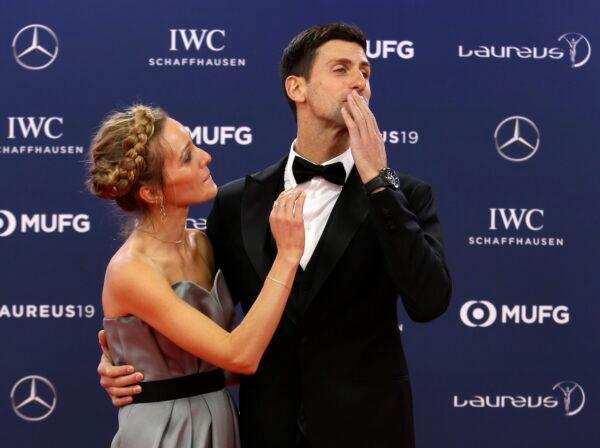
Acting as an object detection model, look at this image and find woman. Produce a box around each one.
[87,104,305,447]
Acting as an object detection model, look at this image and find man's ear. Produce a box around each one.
[138,185,162,206]
[285,75,306,106]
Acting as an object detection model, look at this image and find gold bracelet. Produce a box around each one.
[267,275,291,291]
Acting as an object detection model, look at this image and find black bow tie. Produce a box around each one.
[292,157,346,186]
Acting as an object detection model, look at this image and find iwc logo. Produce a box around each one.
[12,24,59,70]
[10,375,57,421]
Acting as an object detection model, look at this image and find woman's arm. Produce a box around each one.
[107,188,305,375]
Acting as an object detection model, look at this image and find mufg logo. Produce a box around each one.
[459,300,570,327]
[366,40,414,59]
[0,210,90,237]
[186,125,252,147]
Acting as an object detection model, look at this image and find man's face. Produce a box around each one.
[303,39,371,127]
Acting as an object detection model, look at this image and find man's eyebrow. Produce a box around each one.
[328,58,371,68]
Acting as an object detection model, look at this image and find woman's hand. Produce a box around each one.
[269,188,306,265]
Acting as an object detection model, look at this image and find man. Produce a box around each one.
[99,23,451,447]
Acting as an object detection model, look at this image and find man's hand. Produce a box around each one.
[97,330,143,407]
[341,89,387,184]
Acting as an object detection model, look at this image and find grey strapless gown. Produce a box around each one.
[103,270,240,448]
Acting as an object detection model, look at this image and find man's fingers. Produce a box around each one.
[347,92,368,134]
[107,384,142,398]
[354,92,379,135]
[341,107,361,142]
[98,360,136,378]
[98,330,112,362]
[100,370,143,389]
[111,396,133,407]
[109,371,144,388]
[98,329,107,349]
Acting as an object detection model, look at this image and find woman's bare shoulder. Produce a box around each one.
[102,245,162,316]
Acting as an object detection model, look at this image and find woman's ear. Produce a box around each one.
[138,185,162,206]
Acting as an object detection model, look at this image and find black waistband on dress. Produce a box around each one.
[132,369,225,404]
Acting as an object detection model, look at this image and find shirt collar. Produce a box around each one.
[284,139,355,187]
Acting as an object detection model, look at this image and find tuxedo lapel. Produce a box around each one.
[302,167,369,312]
[241,156,287,282]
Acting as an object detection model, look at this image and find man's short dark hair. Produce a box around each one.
[279,23,367,119]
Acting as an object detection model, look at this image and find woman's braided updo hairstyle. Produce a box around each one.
[87,105,168,212]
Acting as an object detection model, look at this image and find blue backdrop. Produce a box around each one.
[1,0,598,446]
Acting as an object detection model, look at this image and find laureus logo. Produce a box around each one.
[458,32,591,68]
[558,33,591,68]
[552,381,585,416]
[453,380,585,417]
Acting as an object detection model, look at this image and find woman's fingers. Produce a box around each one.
[293,190,306,220]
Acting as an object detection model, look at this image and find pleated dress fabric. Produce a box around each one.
[103,270,240,448]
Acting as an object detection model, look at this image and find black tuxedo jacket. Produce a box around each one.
[207,156,452,448]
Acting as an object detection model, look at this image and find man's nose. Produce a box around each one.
[350,70,367,92]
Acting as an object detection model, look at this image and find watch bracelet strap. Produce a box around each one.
[364,175,386,194]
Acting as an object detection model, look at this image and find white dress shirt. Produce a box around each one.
[284,140,355,269]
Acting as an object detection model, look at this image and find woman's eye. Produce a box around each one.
[334,67,346,73]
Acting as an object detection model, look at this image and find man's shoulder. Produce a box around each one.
[398,173,432,195]
[218,176,246,198]
[216,156,288,201]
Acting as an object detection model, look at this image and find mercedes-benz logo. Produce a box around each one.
[552,381,585,416]
[494,116,540,162]
[12,24,59,70]
[10,375,57,421]
[460,300,497,327]
[558,33,591,68]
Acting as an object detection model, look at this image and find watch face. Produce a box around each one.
[382,168,400,188]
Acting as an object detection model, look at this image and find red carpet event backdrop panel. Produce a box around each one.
[0,0,598,446]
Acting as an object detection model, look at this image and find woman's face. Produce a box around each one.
[158,117,217,207]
